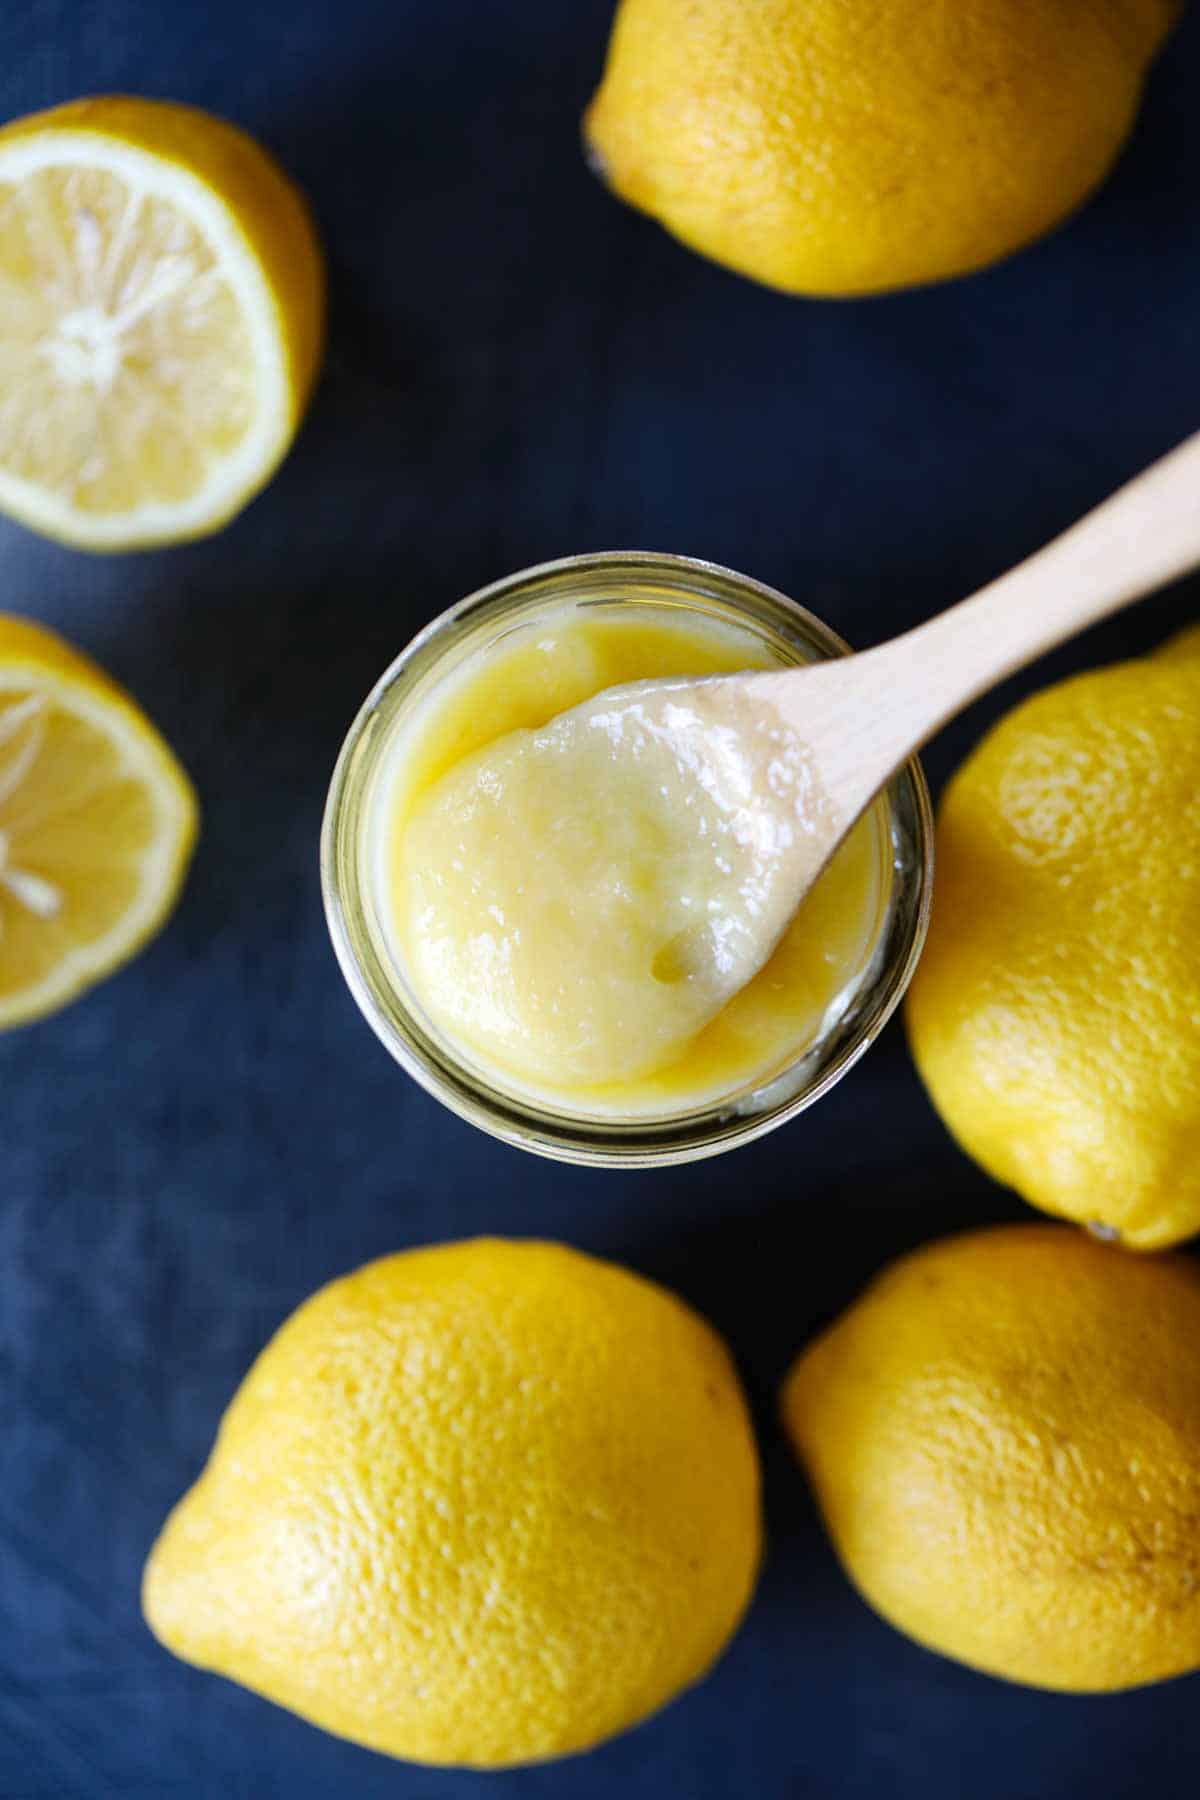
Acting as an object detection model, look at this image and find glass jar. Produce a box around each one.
[321,553,933,1166]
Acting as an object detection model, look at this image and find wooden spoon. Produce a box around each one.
[392,433,1200,1084]
[545,429,1200,1019]
[737,428,1200,887]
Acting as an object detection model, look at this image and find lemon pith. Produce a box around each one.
[0,96,324,549]
[0,612,197,1027]
[143,1238,762,1769]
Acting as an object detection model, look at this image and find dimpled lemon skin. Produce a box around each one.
[585,0,1180,297]
[906,629,1200,1251]
[783,1225,1200,1693]
[143,1239,761,1769]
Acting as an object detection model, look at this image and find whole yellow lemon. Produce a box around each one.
[906,628,1200,1250]
[585,0,1180,296]
[143,1239,761,1768]
[782,1225,1200,1691]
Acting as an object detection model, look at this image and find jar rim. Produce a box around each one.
[321,552,934,1166]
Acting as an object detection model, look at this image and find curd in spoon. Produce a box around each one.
[402,430,1200,1088]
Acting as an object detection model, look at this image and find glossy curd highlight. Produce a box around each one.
[374,603,889,1116]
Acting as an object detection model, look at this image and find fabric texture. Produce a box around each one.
[2,1,1199,1794]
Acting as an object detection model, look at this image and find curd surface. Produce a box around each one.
[376,603,889,1114]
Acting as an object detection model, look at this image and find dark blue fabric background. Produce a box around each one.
[3,2,1199,1795]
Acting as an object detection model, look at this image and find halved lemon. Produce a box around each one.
[0,96,324,550]
[0,614,198,1027]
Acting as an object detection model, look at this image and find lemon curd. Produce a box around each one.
[373,602,890,1117]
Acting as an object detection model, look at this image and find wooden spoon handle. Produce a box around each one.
[869,425,1200,733]
[752,428,1200,823]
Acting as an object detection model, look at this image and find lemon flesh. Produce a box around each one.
[0,614,197,1027]
[0,97,323,548]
